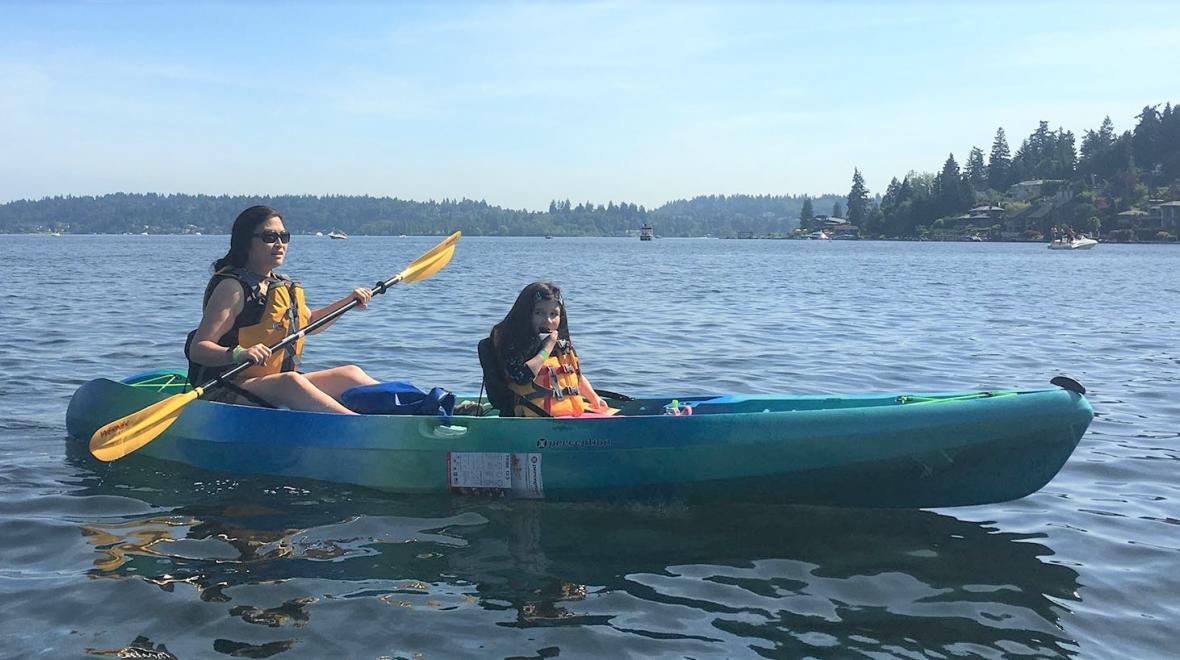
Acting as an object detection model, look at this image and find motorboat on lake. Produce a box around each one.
[1048,236,1097,250]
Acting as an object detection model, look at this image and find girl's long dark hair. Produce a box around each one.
[491,281,571,348]
[212,205,282,272]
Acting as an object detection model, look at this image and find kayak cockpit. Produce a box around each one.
[118,369,1045,418]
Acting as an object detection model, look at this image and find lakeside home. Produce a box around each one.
[800,214,859,238]
[1112,201,1180,241]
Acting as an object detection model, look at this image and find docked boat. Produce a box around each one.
[639,224,654,241]
[66,370,1092,508]
[807,230,830,240]
[1048,236,1097,250]
[328,230,348,240]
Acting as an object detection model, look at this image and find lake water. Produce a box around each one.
[1,234,1177,658]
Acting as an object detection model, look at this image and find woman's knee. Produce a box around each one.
[275,371,316,391]
[334,364,372,383]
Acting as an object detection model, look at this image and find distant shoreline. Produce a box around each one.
[7,232,1176,245]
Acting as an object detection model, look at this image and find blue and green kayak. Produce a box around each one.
[66,369,1093,508]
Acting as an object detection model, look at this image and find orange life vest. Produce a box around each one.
[506,344,589,417]
[236,275,310,379]
[186,269,310,383]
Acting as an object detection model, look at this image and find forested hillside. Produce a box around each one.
[0,192,842,237]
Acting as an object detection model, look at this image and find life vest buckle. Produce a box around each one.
[548,367,564,400]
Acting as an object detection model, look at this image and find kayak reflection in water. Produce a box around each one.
[484,281,615,417]
[184,205,377,413]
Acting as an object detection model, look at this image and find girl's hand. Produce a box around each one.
[537,331,558,351]
[351,288,373,309]
[243,343,272,364]
[590,396,609,411]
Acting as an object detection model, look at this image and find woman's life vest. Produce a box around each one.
[505,340,589,417]
[185,268,310,385]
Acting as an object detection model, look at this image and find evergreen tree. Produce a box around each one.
[1160,103,1180,180]
[832,201,844,219]
[1012,121,1048,182]
[1079,117,1128,184]
[988,127,1011,190]
[1133,105,1165,184]
[799,196,814,228]
[878,177,903,235]
[1054,129,1078,179]
[965,147,987,189]
[933,154,966,217]
[846,168,870,226]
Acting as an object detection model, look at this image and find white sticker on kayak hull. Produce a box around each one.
[448,452,544,498]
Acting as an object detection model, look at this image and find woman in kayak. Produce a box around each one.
[185,205,378,413]
[488,281,613,417]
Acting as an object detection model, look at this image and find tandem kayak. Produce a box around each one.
[66,369,1093,508]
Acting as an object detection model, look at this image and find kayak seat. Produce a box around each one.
[477,336,518,417]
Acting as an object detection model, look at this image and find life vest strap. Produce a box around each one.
[196,376,279,409]
[525,386,579,401]
[514,394,551,417]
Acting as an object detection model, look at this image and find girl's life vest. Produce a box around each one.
[184,268,310,385]
[506,340,590,417]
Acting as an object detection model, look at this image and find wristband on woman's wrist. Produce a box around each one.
[538,349,550,360]
[232,345,245,362]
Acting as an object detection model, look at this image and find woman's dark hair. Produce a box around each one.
[492,281,570,346]
[212,205,283,272]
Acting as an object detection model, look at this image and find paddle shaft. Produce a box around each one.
[196,272,406,392]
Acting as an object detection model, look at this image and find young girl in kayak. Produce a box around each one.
[186,205,378,413]
[489,281,613,417]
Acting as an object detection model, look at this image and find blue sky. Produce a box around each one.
[1,1,1175,210]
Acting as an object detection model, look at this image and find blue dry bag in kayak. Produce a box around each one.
[341,381,455,417]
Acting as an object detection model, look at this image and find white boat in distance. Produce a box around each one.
[807,230,830,240]
[328,230,348,240]
[1048,237,1097,250]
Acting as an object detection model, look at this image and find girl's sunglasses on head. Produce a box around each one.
[254,230,291,244]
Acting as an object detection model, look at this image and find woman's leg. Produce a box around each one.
[303,364,379,400]
[240,372,356,414]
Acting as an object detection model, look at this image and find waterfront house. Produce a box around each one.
[1117,202,1180,241]
[820,216,858,238]
[802,214,841,231]
[1009,180,1071,203]
[968,205,1006,223]
[1158,201,1180,231]
[933,205,1008,240]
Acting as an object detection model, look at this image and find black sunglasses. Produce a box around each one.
[253,230,291,244]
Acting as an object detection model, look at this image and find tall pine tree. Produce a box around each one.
[965,147,987,190]
[934,154,966,217]
[988,127,1011,190]
[846,168,870,226]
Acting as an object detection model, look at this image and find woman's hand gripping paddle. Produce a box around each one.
[89,231,461,461]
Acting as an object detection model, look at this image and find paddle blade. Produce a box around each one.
[89,388,202,461]
[397,231,460,284]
